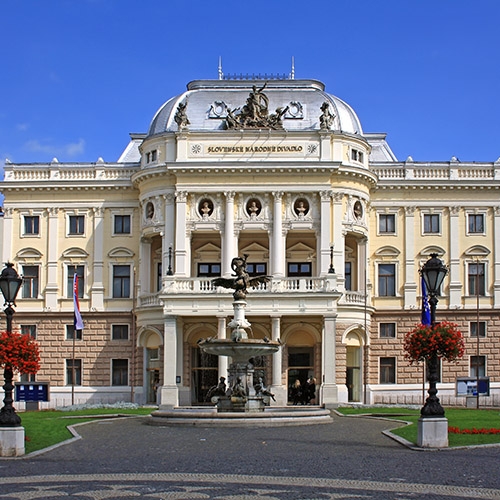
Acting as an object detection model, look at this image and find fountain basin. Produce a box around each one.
[198,339,279,363]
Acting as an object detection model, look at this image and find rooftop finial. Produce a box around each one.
[290,56,295,80]
[218,56,223,80]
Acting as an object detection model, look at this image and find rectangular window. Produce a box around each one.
[468,262,485,296]
[114,215,131,234]
[24,215,40,235]
[423,214,440,234]
[470,356,486,378]
[67,265,84,298]
[379,214,395,234]
[112,324,129,340]
[66,324,82,340]
[66,359,82,385]
[468,214,484,234]
[198,263,221,277]
[378,264,396,296]
[246,263,267,276]
[379,322,396,338]
[69,215,85,235]
[379,357,396,384]
[112,359,129,386]
[22,265,39,299]
[287,263,312,277]
[113,265,131,298]
[470,321,486,338]
[21,324,37,338]
[345,262,352,291]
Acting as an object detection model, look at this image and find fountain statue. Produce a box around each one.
[198,255,281,412]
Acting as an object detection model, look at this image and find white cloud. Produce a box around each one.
[24,138,86,158]
[16,123,29,132]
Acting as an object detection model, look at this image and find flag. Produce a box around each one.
[421,277,431,326]
[73,274,84,331]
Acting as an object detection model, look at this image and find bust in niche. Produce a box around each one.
[353,201,363,220]
[294,199,309,218]
[247,199,261,218]
[146,202,155,220]
[199,199,214,218]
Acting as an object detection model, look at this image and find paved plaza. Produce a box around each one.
[0,413,500,499]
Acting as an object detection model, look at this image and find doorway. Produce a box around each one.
[345,331,363,402]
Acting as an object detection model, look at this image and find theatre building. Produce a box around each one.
[1,75,499,408]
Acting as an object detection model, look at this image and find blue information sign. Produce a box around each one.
[15,382,50,402]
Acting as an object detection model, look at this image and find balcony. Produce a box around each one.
[138,276,338,308]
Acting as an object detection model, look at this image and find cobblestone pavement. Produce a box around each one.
[0,413,499,499]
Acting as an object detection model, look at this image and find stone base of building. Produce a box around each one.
[417,417,448,448]
[0,427,25,457]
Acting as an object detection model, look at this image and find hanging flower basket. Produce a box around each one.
[403,321,465,365]
[0,331,40,374]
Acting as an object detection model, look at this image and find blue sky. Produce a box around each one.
[1,0,499,182]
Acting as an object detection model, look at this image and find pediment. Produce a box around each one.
[62,247,89,259]
[108,247,135,258]
[375,246,400,257]
[463,245,490,258]
[419,246,445,259]
[16,247,43,259]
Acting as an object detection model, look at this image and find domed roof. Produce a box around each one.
[147,79,363,136]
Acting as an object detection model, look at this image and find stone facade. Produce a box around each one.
[1,76,499,409]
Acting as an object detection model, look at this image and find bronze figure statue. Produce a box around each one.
[212,254,271,300]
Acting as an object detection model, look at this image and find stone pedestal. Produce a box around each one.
[417,417,448,448]
[0,427,25,456]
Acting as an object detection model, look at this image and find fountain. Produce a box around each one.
[198,255,280,412]
[150,256,333,426]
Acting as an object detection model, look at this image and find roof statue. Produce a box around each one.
[319,101,335,130]
[212,254,271,300]
[224,84,289,130]
[174,100,190,130]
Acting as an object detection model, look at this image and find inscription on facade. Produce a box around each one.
[207,145,304,154]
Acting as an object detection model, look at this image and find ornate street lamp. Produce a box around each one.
[167,246,173,276]
[328,244,335,274]
[0,263,23,427]
[419,253,448,418]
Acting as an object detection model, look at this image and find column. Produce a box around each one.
[271,191,285,277]
[449,206,463,307]
[332,193,344,288]
[45,208,59,310]
[159,316,179,408]
[0,208,12,264]
[319,191,332,275]
[217,316,228,379]
[493,207,500,308]
[91,207,104,310]
[270,316,286,405]
[163,193,175,278]
[222,191,236,277]
[139,237,152,294]
[358,237,368,294]
[321,315,338,407]
[174,191,189,276]
[403,206,417,308]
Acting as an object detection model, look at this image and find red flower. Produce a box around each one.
[0,330,40,374]
[403,322,465,364]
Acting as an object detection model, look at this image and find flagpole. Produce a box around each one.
[72,330,76,406]
[72,273,84,406]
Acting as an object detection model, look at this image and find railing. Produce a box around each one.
[139,276,338,307]
[339,290,367,306]
[372,162,499,182]
[4,164,138,182]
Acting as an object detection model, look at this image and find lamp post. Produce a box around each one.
[419,253,448,418]
[167,246,173,276]
[328,244,335,274]
[0,263,23,427]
